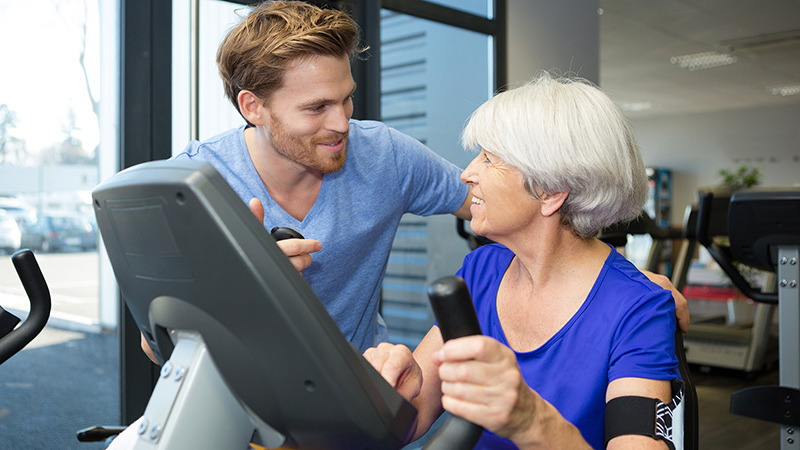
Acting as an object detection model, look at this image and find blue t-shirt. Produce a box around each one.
[174,120,469,352]
[455,244,679,450]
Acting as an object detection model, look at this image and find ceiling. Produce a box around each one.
[598,0,800,119]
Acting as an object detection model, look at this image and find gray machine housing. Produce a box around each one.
[92,160,416,449]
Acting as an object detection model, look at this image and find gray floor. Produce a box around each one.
[0,328,119,449]
[694,365,781,449]
[0,325,788,450]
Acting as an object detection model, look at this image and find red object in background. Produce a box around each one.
[682,284,740,301]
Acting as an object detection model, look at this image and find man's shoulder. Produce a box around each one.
[349,118,386,131]
[347,119,390,142]
[348,119,414,143]
[175,126,246,160]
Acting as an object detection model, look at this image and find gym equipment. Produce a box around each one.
[695,187,800,450]
[0,250,52,365]
[685,191,778,373]
[77,225,312,446]
[92,159,482,450]
[598,211,679,274]
[425,276,484,449]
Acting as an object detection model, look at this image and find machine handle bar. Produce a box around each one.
[0,250,52,364]
[696,192,777,304]
[422,276,484,450]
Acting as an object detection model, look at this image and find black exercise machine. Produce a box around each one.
[695,187,800,450]
[91,159,483,450]
[0,250,52,366]
[684,190,778,374]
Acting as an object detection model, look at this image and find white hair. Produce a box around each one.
[460,71,648,239]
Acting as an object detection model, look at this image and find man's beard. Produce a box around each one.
[268,114,348,174]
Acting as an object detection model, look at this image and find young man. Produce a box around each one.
[173,0,471,352]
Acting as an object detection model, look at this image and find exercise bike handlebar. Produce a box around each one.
[696,192,777,304]
[0,250,52,365]
[422,276,484,450]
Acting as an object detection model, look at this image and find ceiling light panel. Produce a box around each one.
[670,51,738,70]
[766,84,800,96]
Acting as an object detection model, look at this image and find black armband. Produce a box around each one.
[604,378,684,449]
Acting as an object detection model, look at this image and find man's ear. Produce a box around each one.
[238,90,267,126]
[540,191,568,217]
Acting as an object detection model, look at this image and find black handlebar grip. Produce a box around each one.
[270,226,304,241]
[422,276,483,450]
[696,191,713,248]
[428,276,482,341]
[0,250,52,365]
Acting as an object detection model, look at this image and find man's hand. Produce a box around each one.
[140,332,159,364]
[249,198,321,272]
[641,270,690,332]
[363,343,422,402]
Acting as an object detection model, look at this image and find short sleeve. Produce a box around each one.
[388,127,468,216]
[608,288,679,382]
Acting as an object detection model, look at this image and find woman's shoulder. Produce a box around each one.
[465,243,513,264]
[459,243,513,281]
[605,250,664,292]
[599,250,675,315]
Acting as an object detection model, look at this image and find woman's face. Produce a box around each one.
[460,149,539,241]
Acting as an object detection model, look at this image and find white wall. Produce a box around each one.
[507,0,599,86]
[508,0,799,229]
[631,103,800,225]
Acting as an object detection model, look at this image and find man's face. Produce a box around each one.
[264,54,356,174]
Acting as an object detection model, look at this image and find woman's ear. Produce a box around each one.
[238,90,267,126]
[540,191,568,217]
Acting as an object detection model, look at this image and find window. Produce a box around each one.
[0,1,120,447]
[379,6,498,347]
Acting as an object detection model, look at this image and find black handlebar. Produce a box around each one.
[0,250,52,365]
[422,276,484,450]
[695,192,777,304]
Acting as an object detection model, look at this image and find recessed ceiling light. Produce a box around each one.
[766,84,800,96]
[618,101,652,112]
[670,51,738,71]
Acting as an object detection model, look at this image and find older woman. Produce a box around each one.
[366,73,680,450]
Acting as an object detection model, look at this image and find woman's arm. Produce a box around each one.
[369,332,674,449]
[605,377,673,450]
[434,335,592,449]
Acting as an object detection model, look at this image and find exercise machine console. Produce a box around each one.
[92,160,483,450]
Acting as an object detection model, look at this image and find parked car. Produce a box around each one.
[0,197,37,228]
[20,212,97,253]
[0,209,22,254]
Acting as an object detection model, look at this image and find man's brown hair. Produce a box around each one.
[217,1,364,117]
